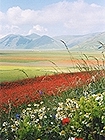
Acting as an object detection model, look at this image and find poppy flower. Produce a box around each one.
[61,117,70,125]
[75,138,83,140]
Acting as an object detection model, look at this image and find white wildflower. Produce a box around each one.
[40,101,43,104]
[11,124,17,132]
[44,115,47,119]
[96,94,103,100]
[51,122,53,125]
[3,122,8,127]
[26,107,31,111]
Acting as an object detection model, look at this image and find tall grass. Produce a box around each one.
[0,76,105,140]
[0,42,105,140]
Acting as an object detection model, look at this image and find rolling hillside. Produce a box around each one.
[0,34,64,50]
[0,32,105,51]
[70,32,105,51]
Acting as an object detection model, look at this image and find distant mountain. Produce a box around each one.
[70,32,105,51]
[0,34,32,49]
[0,32,105,51]
[54,32,105,50]
[25,33,40,40]
[0,33,64,50]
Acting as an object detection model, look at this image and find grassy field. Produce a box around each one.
[1,50,105,140]
[0,50,104,82]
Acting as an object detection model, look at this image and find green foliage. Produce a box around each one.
[0,77,105,140]
[69,93,105,139]
[1,48,105,140]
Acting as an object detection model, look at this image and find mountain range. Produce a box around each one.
[0,32,105,51]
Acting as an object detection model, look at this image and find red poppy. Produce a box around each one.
[75,138,83,140]
[62,117,70,125]
[0,70,104,110]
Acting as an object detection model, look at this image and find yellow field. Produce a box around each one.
[0,50,104,82]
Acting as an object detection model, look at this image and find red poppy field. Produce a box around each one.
[0,70,104,110]
[1,51,105,140]
[0,50,105,111]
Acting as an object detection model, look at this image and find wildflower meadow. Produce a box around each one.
[0,45,105,140]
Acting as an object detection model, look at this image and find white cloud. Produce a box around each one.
[28,25,48,35]
[0,11,5,21]
[0,25,20,38]
[6,6,37,25]
[33,25,47,32]
[0,0,105,38]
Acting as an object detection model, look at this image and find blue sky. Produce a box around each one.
[0,0,105,38]
[0,0,62,11]
[0,0,105,12]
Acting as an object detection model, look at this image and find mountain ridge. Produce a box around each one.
[0,32,105,51]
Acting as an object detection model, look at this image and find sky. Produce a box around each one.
[0,0,105,38]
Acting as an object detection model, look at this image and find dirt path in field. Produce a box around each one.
[0,58,104,67]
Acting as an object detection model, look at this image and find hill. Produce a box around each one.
[0,32,105,51]
[0,33,64,50]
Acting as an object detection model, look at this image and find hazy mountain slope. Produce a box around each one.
[54,32,102,48]
[0,32,105,50]
[0,34,32,49]
[25,35,64,49]
[25,33,40,40]
[70,32,105,51]
[0,34,64,50]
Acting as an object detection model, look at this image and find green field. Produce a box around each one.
[0,50,103,82]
